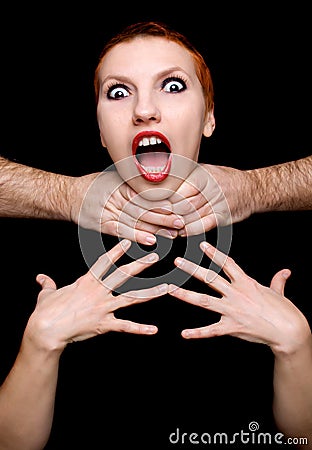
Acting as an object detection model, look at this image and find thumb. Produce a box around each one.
[36,274,57,291]
[270,269,291,296]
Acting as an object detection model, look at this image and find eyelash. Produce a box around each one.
[105,75,188,99]
[106,82,129,100]
[161,75,187,92]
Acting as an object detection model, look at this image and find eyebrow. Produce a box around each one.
[101,66,191,85]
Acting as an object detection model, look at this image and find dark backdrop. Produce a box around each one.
[0,3,311,449]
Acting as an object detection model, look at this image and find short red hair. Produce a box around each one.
[94,21,214,115]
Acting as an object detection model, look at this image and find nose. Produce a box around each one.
[132,93,161,125]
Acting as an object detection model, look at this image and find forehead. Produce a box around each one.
[97,36,197,79]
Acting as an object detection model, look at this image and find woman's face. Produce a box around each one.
[96,36,215,200]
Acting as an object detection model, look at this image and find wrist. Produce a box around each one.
[272,329,312,359]
[22,318,66,357]
[67,173,100,225]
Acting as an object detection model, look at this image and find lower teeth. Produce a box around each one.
[142,166,165,173]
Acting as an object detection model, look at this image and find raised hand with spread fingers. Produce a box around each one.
[169,241,312,447]
[0,239,167,450]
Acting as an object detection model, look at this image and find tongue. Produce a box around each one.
[137,152,169,170]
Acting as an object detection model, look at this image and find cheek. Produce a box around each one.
[97,110,127,162]
[172,103,206,158]
[174,125,202,162]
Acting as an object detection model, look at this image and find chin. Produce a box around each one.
[138,188,172,201]
[130,177,183,201]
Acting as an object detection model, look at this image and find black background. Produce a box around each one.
[0,2,311,449]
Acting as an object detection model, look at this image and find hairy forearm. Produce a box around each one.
[0,341,60,450]
[247,155,312,213]
[205,155,312,227]
[0,157,74,220]
[272,337,312,447]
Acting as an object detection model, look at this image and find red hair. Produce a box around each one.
[94,21,214,114]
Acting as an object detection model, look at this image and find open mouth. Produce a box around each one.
[132,131,172,182]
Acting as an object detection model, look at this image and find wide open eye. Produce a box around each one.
[162,76,186,93]
[107,84,130,99]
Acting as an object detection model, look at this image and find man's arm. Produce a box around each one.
[0,157,183,244]
[246,155,312,212]
[169,155,312,236]
[0,157,73,220]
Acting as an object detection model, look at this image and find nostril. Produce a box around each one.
[134,116,157,122]
[133,107,160,123]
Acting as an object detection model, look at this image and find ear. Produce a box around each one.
[99,133,107,148]
[203,110,216,137]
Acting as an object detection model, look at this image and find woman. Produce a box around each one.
[89,21,312,447]
[2,20,309,449]
[93,21,216,201]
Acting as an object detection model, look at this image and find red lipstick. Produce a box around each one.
[132,131,172,183]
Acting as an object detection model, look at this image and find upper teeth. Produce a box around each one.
[138,136,162,146]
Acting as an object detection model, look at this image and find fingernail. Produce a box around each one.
[147,253,158,262]
[182,330,192,338]
[145,235,157,245]
[173,218,184,228]
[158,283,168,293]
[157,229,174,239]
[120,239,131,249]
[175,257,183,266]
[145,325,157,334]
[169,284,179,293]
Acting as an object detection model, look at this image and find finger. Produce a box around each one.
[156,228,178,239]
[171,192,206,215]
[181,322,225,339]
[270,269,291,295]
[102,207,166,243]
[112,283,168,310]
[174,256,230,295]
[179,215,217,236]
[199,241,246,281]
[90,239,132,280]
[178,203,212,225]
[116,214,178,239]
[140,210,184,229]
[102,252,160,291]
[36,274,57,291]
[171,167,207,202]
[108,220,157,245]
[168,284,226,314]
[118,210,166,234]
[109,318,158,335]
[121,202,184,229]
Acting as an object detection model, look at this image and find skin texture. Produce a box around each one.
[0,240,168,450]
[0,19,311,450]
[169,156,312,236]
[95,35,215,201]
[0,157,184,244]
[169,241,312,448]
